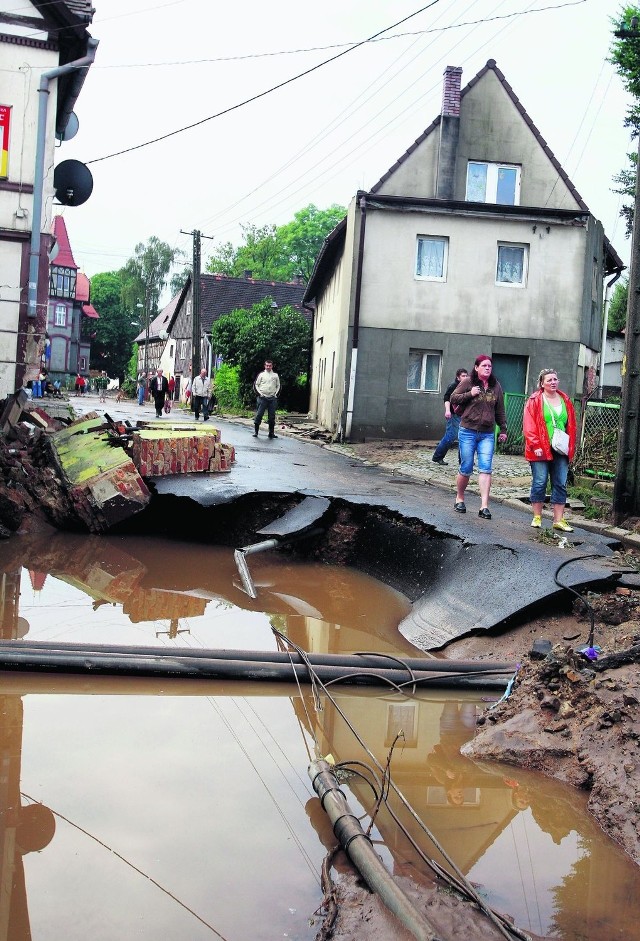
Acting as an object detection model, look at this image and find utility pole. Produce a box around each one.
[613,17,640,523]
[180,229,215,406]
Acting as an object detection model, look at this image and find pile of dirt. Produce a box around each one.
[452,581,640,866]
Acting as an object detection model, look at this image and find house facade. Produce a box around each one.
[46,216,97,381]
[0,0,95,397]
[303,61,624,441]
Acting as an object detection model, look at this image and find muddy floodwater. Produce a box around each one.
[0,533,639,941]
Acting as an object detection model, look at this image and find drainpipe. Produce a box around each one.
[344,196,367,440]
[309,759,438,941]
[599,269,623,399]
[27,38,99,321]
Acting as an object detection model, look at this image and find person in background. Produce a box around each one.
[252,360,280,439]
[450,355,507,520]
[432,367,469,466]
[191,368,212,421]
[168,374,176,401]
[137,372,146,406]
[149,368,169,418]
[98,371,108,403]
[523,368,577,532]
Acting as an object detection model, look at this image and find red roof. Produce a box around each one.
[82,303,99,319]
[51,216,78,269]
[76,270,90,301]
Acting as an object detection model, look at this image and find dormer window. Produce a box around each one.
[466,162,520,205]
[49,265,76,299]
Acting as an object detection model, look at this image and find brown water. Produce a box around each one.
[0,533,639,941]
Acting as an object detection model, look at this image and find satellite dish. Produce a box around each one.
[53,160,93,206]
[56,112,80,142]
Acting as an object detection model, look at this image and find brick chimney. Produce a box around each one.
[436,66,462,200]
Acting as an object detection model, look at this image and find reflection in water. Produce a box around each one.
[0,533,639,940]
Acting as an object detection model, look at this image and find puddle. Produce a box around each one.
[0,533,639,940]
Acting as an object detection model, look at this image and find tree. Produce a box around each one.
[120,236,183,320]
[609,7,640,234]
[206,203,345,282]
[608,278,629,332]
[90,271,139,379]
[210,298,311,409]
[170,266,191,297]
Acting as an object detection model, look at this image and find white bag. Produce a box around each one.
[551,427,570,456]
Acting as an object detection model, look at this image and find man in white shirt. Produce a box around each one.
[192,368,212,421]
[252,360,280,439]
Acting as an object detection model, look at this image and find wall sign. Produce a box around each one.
[0,105,10,179]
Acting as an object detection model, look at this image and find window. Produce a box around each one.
[54,304,66,326]
[496,243,528,286]
[415,237,448,281]
[466,162,520,205]
[180,340,188,360]
[49,265,76,299]
[79,356,86,371]
[186,300,192,318]
[407,350,441,392]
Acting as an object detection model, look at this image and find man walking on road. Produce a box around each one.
[150,369,169,418]
[432,367,469,466]
[192,368,212,421]
[252,360,280,439]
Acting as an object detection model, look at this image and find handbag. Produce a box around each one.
[549,406,569,456]
[551,427,570,456]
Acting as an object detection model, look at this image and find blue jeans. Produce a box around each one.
[137,385,145,405]
[255,395,277,432]
[529,456,569,505]
[433,415,460,461]
[458,427,495,476]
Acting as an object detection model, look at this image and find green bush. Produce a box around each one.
[213,364,242,411]
[120,377,137,398]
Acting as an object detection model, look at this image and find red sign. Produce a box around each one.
[0,105,10,179]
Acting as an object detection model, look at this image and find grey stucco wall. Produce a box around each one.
[349,326,580,441]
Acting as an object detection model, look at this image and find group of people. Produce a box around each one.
[432,355,576,529]
[137,370,177,413]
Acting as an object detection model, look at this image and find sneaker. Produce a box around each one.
[530,515,542,528]
[478,507,492,520]
[553,519,574,532]
[454,502,466,513]
[432,458,448,465]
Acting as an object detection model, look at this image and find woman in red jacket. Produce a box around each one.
[523,368,577,532]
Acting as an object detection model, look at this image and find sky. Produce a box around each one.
[51,0,634,285]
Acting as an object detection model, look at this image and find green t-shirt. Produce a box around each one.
[543,397,567,441]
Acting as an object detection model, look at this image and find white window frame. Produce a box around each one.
[407,349,442,393]
[54,303,66,327]
[466,161,521,205]
[496,242,529,287]
[180,340,188,360]
[415,236,449,282]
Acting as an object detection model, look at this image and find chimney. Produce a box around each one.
[436,66,462,200]
[243,269,253,280]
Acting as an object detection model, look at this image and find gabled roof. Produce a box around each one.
[135,292,183,344]
[199,273,309,332]
[75,270,90,301]
[51,216,78,269]
[371,59,589,213]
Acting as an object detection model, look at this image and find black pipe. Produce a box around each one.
[0,641,517,675]
[0,648,512,689]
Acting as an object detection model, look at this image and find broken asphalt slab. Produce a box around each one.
[147,419,629,651]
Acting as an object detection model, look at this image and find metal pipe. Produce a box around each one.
[0,647,512,689]
[309,759,438,941]
[0,640,517,674]
[28,39,99,320]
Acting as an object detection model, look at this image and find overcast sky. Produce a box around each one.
[53,0,633,285]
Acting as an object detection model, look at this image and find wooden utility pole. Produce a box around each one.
[180,229,215,405]
[613,19,640,523]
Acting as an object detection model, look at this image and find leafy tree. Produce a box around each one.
[211,298,311,409]
[609,7,640,234]
[90,271,139,379]
[170,266,191,296]
[120,236,183,320]
[206,203,345,282]
[608,278,628,331]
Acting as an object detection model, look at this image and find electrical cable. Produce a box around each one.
[85,2,442,166]
[553,553,603,647]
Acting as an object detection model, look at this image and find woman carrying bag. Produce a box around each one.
[523,368,577,532]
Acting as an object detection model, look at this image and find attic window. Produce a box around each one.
[466,162,520,205]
